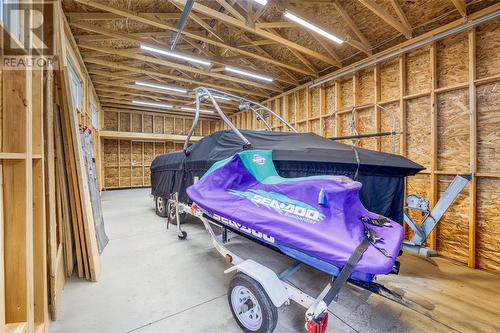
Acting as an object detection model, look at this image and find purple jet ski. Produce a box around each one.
[187,149,403,281]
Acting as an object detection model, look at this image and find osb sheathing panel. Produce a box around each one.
[356,109,377,150]
[476,21,500,79]
[340,79,353,109]
[131,142,142,166]
[436,176,470,265]
[119,166,131,187]
[131,113,142,132]
[297,90,307,121]
[477,83,500,173]
[154,116,164,134]
[104,167,118,188]
[165,117,174,134]
[154,142,165,155]
[338,113,352,145]
[131,166,143,186]
[103,139,118,165]
[358,70,374,105]
[323,115,335,138]
[437,89,470,172]
[202,120,210,135]
[325,84,335,114]
[311,89,320,118]
[287,94,295,121]
[165,142,174,153]
[380,102,401,154]
[380,59,399,102]
[143,115,153,133]
[437,32,469,88]
[296,122,307,133]
[406,96,431,168]
[406,47,431,95]
[143,142,154,164]
[405,174,431,239]
[119,113,130,132]
[104,111,118,131]
[174,118,184,135]
[476,178,500,272]
[310,119,320,136]
[119,141,131,166]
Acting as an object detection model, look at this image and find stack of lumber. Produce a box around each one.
[52,67,101,282]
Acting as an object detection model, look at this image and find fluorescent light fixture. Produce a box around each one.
[132,100,173,109]
[253,0,267,5]
[181,107,214,114]
[284,11,343,44]
[140,44,212,66]
[135,80,187,94]
[225,66,273,82]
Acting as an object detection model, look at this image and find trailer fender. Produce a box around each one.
[225,259,289,307]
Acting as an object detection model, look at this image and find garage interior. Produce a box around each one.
[0,0,499,332]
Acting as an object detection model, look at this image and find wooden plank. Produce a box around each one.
[358,0,412,38]
[0,164,4,331]
[468,28,477,268]
[429,42,438,250]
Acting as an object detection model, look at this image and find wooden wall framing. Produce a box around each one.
[100,108,221,189]
[230,21,500,273]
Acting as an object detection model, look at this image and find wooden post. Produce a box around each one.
[374,65,381,151]
[429,42,438,250]
[468,28,477,268]
[334,81,341,137]
[319,86,325,137]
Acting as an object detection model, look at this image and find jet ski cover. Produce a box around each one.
[187,150,403,276]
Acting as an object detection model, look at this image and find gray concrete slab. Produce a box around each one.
[50,188,500,333]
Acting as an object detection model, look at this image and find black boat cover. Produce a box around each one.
[151,130,424,222]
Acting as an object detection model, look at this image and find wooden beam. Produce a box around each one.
[451,0,467,17]
[171,0,339,66]
[78,43,282,92]
[66,12,198,21]
[84,58,268,98]
[332,1,372,51]
[215,0,246,22]
[468,28,477,268]
[71,0,314,76]
[99,131,203,142]
[255,21,299,29]
[358,0,412,39]
[390,0,413,32]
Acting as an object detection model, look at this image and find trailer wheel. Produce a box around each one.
[155,196,168,217]
[228,273,278,333]
[167,201,186,225]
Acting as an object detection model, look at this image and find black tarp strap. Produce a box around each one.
[322,237,371,306]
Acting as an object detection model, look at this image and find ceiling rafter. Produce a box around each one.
[71,0,314,76]
[72,21,295,86]
[389,0,413,33]
[332,1,372,54]
[171,0,339,66]
[450,0,467,17]
[358,0,413,39]
[83,57,269,98]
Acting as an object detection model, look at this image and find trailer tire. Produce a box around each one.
[155,196,169,218]
[228,273,278,333]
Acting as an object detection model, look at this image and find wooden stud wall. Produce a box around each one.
[101,109,222,189]
[230,22,500,273]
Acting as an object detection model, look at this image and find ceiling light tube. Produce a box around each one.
[284,10,343,44]
[225,66,273,82]
[253,0,268,5]
[181,107,214,114]
[140,44,212,66]
[132,100,173,109]
[135,80,187,94]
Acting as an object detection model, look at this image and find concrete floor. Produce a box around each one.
[51,188,500,333]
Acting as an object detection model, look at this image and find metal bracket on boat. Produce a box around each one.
[364,227,391,258]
